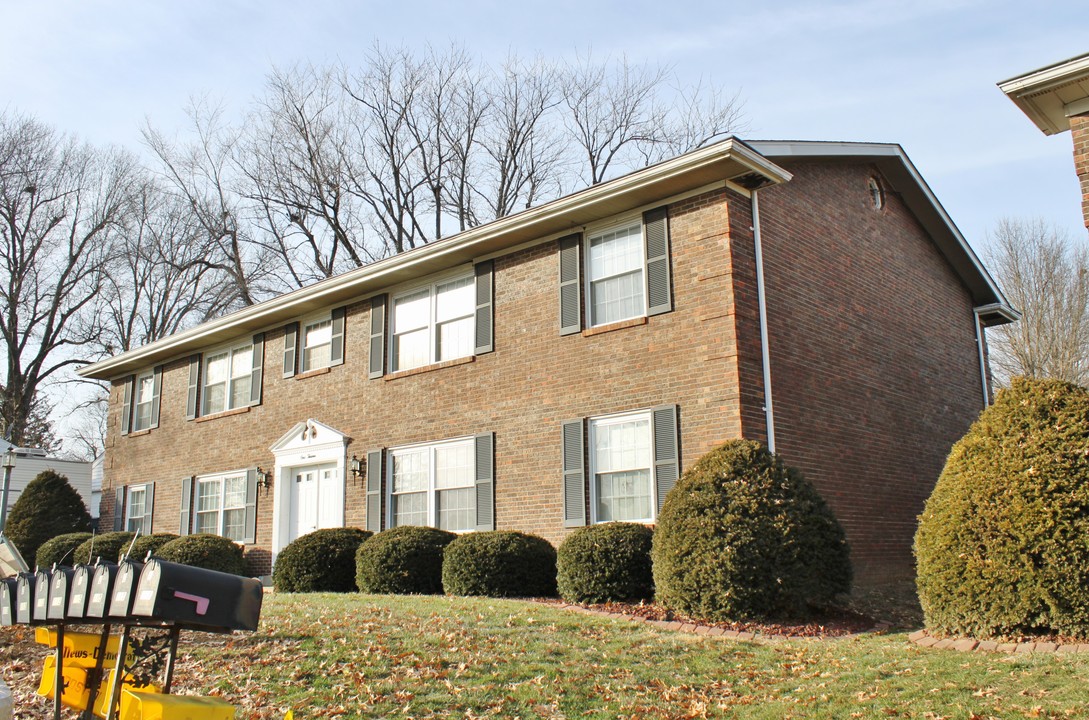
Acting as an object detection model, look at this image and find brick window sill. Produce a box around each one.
[195,406,252,423]
[294,366,332,381]
[384,355,474,381]
[126,429,152,438]
[582,316,647,337]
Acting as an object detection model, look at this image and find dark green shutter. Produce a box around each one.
[652,405,680,516]
[562,419,586,527]
[365,449,383,532]
[249,333,264,406]
[120,376,134,435]
[330,307,346,366]
[474,261,494,354]
[643,207,672,316]
[145,482,155,532]
[283,322,299,378]
[150,367,162,429]
[558,234,582,335]
[474,433,495,531]
[243,468,258,544]
[179,476,193,536]
[113,486,125,531]
[186,355,200,420]
[368,295,386,379]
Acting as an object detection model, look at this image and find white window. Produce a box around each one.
[195,472,247,541]
[590,411,654,523]
[391,273,474,372]
[389,438,475,532]
[203,342,253,415]
[132,372,156,431]
[301,318,333,372]
[587,222,645,326]
[126,484,148,534]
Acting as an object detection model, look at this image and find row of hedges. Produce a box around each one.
[35,530,247,576]
[274,440,852,621]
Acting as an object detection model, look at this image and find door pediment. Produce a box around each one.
[270,419,348,455]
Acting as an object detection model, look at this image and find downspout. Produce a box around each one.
[973,309,990,408]
[751,190,776,453]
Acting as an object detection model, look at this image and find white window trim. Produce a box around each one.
[389,268,475,372]
[386,435,476,532]
[583,216,649,328]
[588,409,656,524]
[125,483,149,533]
[193,469,248,542]
[299,311,334,373]
[132,371,155,431]
[202,338,254,415]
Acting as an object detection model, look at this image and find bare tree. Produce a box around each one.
[985,218,1089,386]
[644,76,747,162]
[143,99,271,306]
[562,54,670,185]
[0,112,138,446]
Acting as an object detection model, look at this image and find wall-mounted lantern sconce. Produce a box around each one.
[349,455,365,486]
[256,467,271,490]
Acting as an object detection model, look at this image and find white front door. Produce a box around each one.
[289,463,341,541]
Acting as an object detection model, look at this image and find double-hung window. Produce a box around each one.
[389,438,476,532]
[203,342,254,416]
[301,318,333,372]
[282,310,344,378]
[391,273,475,372]
[590,412,654,523]
[126,484,149,534]
[588,223,646,326]
[195,472,248,541]
[132,372,156,431]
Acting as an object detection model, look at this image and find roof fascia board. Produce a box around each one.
[80,139,790,381]
[998,53,1089,95]
[747,140,1011,310]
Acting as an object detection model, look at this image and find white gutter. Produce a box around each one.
[751,190,776,453]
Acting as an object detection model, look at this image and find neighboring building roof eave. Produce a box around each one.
[998,52,1089,135]
[79,138,791,381]
[746,140,1014,314]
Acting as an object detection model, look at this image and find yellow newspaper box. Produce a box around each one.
[34,627,129,669]
[37,656,160,714]
[120,690,235,720]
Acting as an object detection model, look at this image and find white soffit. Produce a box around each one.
[999,52,1089,135]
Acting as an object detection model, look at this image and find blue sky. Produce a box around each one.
[3,0,1088,248]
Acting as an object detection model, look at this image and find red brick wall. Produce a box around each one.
[1071,114,1089,229]
[748,161,985,584]
[102,187,749,575]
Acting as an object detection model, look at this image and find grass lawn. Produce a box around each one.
[6,592,1089,719]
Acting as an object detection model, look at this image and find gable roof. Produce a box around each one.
[999,52,1089,135]
[747,140,1016,325]
[79,138,1014,381]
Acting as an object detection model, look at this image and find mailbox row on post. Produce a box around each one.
[1,557,263,633]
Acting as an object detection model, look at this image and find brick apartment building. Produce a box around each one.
[79,138,1016,585]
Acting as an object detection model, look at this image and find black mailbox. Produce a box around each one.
[106,560,144,620]
[46,566,75,621]
[32,568,53,622]
[65,564,95,619]
[15,572,37,624]
[0,577,16,626]
[131,559,263,632]
[84,561,120,620]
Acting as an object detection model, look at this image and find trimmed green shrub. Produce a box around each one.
[5,470,92,563]
[35,532,93,569]
[274,528,371,592]
[121,533,179,562]
[157,534,247,576]
[557,523,654,604]
[355,526,455,594]
[652,440,851,621]
[916,377,1089,639]
[442,531,557,598]
[73,532,135,565]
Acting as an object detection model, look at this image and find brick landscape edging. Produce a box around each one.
[551,602,892,643]
[908,629,1089,654]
